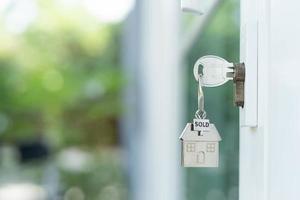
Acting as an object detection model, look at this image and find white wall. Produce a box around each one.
[240,0,300,200]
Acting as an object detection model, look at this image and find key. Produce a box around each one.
[193,55,234,87]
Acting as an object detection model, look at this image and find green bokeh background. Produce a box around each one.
[0,1,126,199]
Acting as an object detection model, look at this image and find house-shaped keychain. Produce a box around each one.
[179,120,221,167]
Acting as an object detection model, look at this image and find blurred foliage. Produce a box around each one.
[59,149,127,200]
[0,0,124,148]
[0,146,128,200]
[185,0,239,200]
[0,1,128,199]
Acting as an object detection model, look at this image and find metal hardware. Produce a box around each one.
[233,63,245,107]
[195,79,206,119]
[179,122,221,167]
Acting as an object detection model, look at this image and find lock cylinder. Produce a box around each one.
[233,63,245,107]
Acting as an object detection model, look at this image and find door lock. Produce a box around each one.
[233,63,245,107]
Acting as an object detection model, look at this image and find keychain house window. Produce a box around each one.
[186,143,195,152]
[207,143,215,152]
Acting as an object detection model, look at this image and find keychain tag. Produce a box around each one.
[193,119,210,132]
[179,123,221,167]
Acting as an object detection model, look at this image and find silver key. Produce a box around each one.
[193,55,234,87]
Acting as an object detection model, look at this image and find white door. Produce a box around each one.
[240,0,300,199]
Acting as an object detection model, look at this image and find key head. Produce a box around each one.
[193,55,234,87]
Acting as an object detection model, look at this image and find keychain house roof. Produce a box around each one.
[180,123,221,167]
[179,123,221,141]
